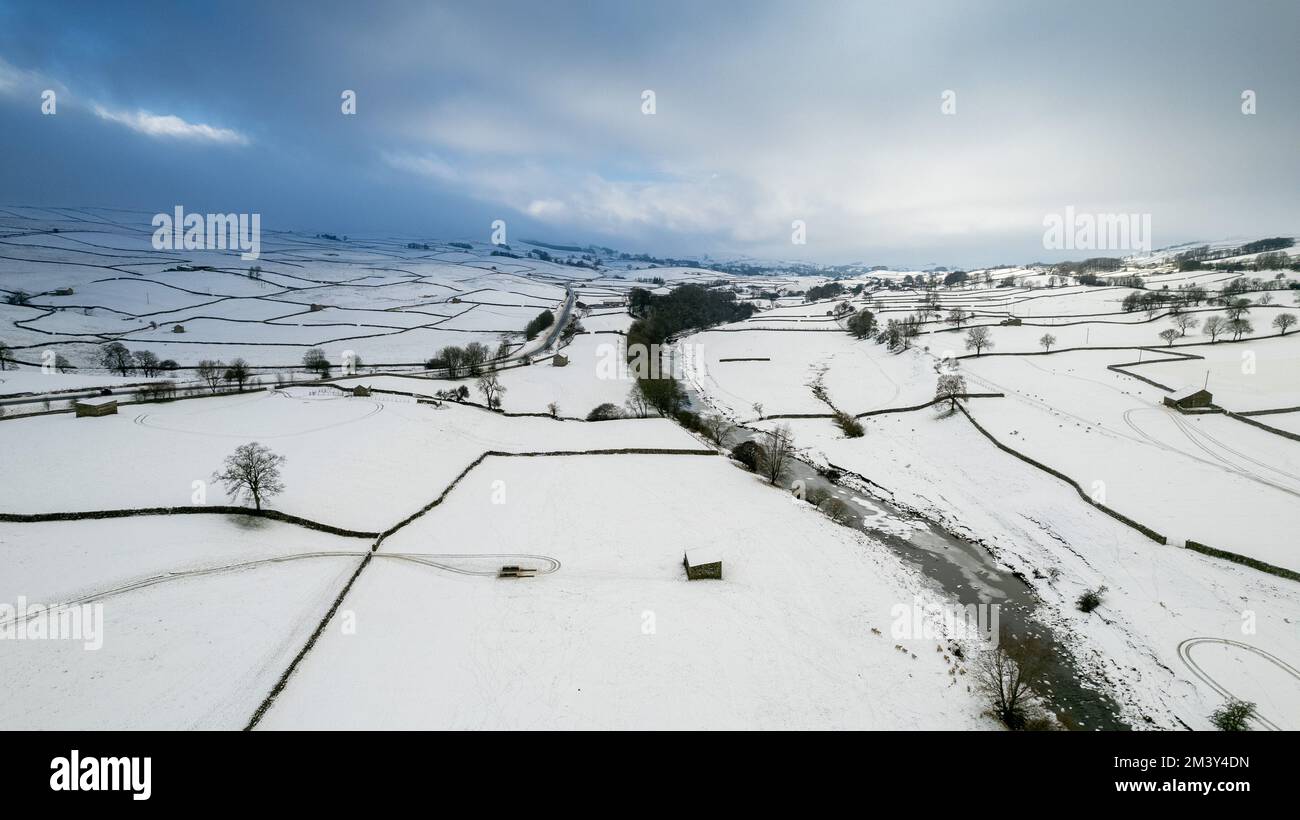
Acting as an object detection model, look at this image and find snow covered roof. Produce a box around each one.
[684,547,722,567]
[75,396,118,407]
[1167,385,1209,401]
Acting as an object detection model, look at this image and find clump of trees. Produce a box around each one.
[213,442,286,512]
[428,342,491,378]
[627,284,756,353]
[846,308,876,339]
[524,310,555,340]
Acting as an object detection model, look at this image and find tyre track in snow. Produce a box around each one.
[0,551,562,626]
[1177,637,1300,731]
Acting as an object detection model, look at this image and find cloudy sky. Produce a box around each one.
[1,0,1297,267]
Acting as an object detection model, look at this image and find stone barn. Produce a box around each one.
[74,397,118,417]
[1163,386,1213,411]
[683,548,722,580]
[351,385,372,397]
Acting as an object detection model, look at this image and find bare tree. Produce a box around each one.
[1228,317,1254,340]
[133,350,161,377]
[1202,315,1227,342]
[546,401,560,419]
[463,342,490,375]
[213,442,286,512]
[99,342,133,376]
[700,414,733,447]
[1272,313,1297,336]
[759,424,795,485]
[302,348,330,378]
[625,384,651,418]
[975,636,1051,730]
[935,372,967,415]
[1172,313,1199,337]
[224,358,251,390]
[1038,333,1056,352]
[945,307,972,328]
[196,359,225,393]
[1158,328,1179,346]
[964,326,993,356]
[476,373,506,409]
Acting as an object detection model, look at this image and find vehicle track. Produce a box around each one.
[0,551,562,625]
[1177,637,1300,731]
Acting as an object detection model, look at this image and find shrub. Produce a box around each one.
[731,440,763,472]
[832,410,864,437]
[586,402,623,421]
[1076,585,1107,613]
[1209,698,1256,731]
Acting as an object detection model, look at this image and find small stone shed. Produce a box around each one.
[683,548,722,580]
[352,385,372,397]
[1163,386,1213,411]
[74,397,118,417]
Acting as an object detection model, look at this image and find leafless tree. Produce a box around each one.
[463,342,490,375]
[759,423,795,485]
[625,384,651,418]
[964,326,993,356]
[1202,315,1227,342]
[1273,313,1296,336]
[546,401,560,418]
[197,359,225,393]
[133,350,161,377]
[1038,333,1056,352]
[99,342,133,376]
[476,373,506,409]
[1158,328,1179,346]
[935,372,967,415]
[945,308,972,328]
[1172,313,1199,336]
[224,358,251,390]
[700,414,733,447]
[213,442,286,512]
[975,636,1051,730]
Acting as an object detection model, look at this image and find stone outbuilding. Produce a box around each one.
[683,548,722,580]
[74,397,118,417]
[1163,386,1213,411]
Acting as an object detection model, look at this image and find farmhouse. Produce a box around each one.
[1163,386,1213,411]
[683,548,722,580]
[74,397,118,417]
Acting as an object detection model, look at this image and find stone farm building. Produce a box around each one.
[74,397,118,417]
[683,548,722,580]
[1163,386,1213,411]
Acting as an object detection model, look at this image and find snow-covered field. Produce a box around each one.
[258,455,992,730]
[3,207,1297,732]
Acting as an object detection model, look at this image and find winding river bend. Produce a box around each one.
[677,366,1130,730]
